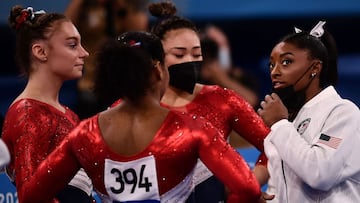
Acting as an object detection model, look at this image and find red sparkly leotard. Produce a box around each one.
[113,85,269,165]
[160,85,270,199]
[1,99,92,202]
[18,111,261,203]
[161,85,269,165]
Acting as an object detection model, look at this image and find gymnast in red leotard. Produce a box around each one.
[111,2,270,202]
[18,31,261,203]
[2,5,93,203]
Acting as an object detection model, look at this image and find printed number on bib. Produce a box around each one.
[104,156,160,202]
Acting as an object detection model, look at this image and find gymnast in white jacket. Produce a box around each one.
[258,21,360,203]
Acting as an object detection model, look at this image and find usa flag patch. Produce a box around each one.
[317,134,342,149]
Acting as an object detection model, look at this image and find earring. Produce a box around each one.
[43,57,47,62]
[311,72,317,77]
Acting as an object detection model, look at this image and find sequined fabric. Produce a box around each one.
[161,85,269,165]
[19,111,260,203]
[1,98,79,202]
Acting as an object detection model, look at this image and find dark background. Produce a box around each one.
[1,0,359,116]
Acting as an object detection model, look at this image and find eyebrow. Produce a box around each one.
[280,52,294,57]
[65,36,80,41]
[170,46,201,51]
[170,47,186,51]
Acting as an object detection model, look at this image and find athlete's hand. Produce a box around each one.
[257,93,288,127]
[257,192,275,203]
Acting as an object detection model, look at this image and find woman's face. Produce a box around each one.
[269,41,317,92]
[45,21,89,80]
[161,28,202,69]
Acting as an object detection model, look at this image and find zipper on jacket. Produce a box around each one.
[281,160,289,203]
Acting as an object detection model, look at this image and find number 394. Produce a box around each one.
[110,164,152,194]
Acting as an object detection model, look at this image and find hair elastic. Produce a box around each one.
[15,7,46,30]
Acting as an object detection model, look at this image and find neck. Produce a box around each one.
[122,94,163,112]
[17,70,63,106]
[26,74,63,99]
[304,79,322,103]
[161,84,201,106]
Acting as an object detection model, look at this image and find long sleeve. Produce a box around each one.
[196,121,261,202]
[19,134,81,203]
[2,104,54,190]
[1,99,82,203]
[226,87,269,166]
[269,101,360,191]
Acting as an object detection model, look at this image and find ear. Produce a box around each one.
[31,41,48,62]
[311,60,323,77]
[153,61,163,80]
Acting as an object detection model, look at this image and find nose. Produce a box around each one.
[184,54,199,63]
[80,44,89,58]
[270,64,280,79]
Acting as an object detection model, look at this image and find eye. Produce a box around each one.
[268,62,274,70]
[67,39,79,49]
[281,59,292,66]
[174,54,184,59]
[192,49,202,58]
[67,42,77,49]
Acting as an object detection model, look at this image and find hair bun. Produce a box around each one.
[149,1,177,18]
[8,5,26,30]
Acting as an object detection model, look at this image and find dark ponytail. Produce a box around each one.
[94,31,164,106]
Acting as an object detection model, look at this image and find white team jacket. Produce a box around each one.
[265,86,360,203]
[0,138,10,169]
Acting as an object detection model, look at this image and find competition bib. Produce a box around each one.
[104,156,160,203]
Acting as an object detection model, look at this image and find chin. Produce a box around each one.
[69,73,82,80]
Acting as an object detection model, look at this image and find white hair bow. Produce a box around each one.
[294,21,326,38]
[26,7,46,20]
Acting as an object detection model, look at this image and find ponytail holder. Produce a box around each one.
[15,9,30,30]
[15,7,46,30]
[294,21,326,38]
[127,40,142,47]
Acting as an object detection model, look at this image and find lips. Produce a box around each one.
[272,81,285,89]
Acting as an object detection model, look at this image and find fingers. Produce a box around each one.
[258,93,280,114]
[271,92,280,100]
[258,94,270,115]
[261,93,282,106]
[263,193,275,200]
[264,94,273,102]
[260,94,274,108]
[260,101,266,108]
[257,192,275,203]
[257,100,266,115]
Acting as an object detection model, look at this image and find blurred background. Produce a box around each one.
[1,0,359,117]
[0,0,359,201]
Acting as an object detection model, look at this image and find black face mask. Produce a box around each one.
[168,61,202,94]
[272,85,306,120]
[272,63,315,121]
